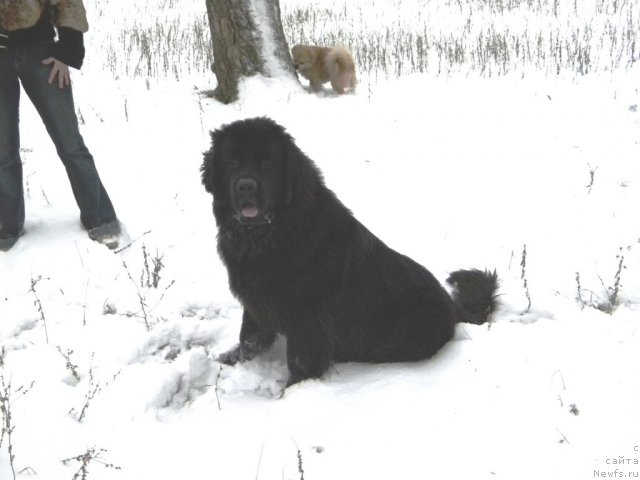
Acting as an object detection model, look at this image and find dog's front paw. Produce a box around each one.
[216,345,242,365]
[285,371,306,389]
[285,354,328,388]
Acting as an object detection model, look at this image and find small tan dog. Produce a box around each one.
[291,45,357,94]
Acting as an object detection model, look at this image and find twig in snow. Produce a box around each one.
[57,347,81,383]
[29,275,49,344]
[113,229,151,254]
[596,246,628,314]
[586,164,598,194]
[62,447,121,480]
[520,244,532,312]
[1,348,35,480]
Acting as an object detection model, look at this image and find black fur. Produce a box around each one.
[201,117,499,387]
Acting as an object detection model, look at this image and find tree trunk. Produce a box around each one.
[205,0,298,104]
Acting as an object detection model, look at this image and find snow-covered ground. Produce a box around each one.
[1,1,639,479]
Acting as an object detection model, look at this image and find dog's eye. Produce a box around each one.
[226,159,239,169]
[261,160,273,170]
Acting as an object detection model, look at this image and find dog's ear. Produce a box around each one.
[284,134,322,206]
[201,130,220,195]
[309,47,318,63]
[201,152,214,194]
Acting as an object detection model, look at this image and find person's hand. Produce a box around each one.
[42,57,71,89]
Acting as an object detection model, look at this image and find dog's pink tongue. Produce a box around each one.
[242,206,259,218]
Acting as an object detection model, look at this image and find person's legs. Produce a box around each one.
[17,43,118,231]
[0,47,25,244]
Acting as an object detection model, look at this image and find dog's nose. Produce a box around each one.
[235,177,258,195]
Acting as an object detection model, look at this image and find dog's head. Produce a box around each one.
[201,117,322,227]
[291,45,317,75]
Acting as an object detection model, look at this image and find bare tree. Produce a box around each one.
[205,0,298,103]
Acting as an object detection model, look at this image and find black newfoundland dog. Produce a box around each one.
[201,117,498,388]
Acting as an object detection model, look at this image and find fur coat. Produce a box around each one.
[0,0,88,68]
[0,0,88,32]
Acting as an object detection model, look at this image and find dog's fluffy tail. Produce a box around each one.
[446,269,500,325]
[326,47,357,93]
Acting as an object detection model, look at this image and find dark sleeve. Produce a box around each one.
[49,27,85,69]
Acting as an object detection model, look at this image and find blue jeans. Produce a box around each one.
[0,42,117,237]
